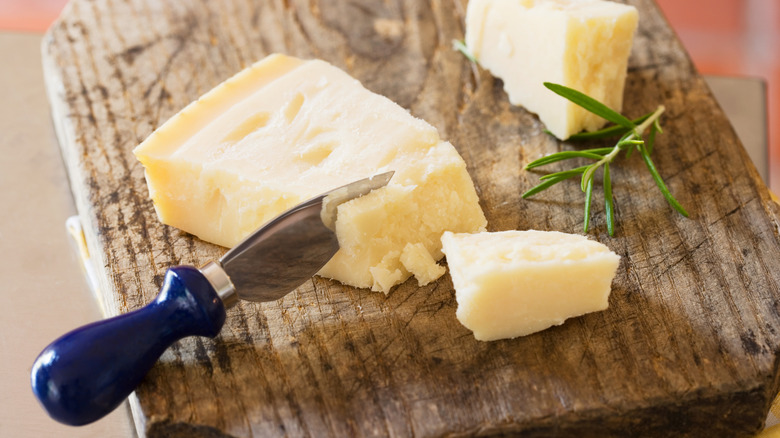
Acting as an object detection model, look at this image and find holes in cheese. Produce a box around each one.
[464,0,639,139]
[283,92,305,124]
[221,112,271,145]
[133,53,487,293]
[441,230,620,341]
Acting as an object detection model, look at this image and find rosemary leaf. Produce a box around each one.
[581,164,598,192]
[521,173,578,198]
[583,147,615,155]
[544,82,635,130]
[452,39,476,63]
[647,122,658,155]
[617,139,644,160]
[638,144,689,217]
[583,177,594,233]
[525,151,605,169]
[604,163,615,236]
[653,119,664,134]
[539,165,589,181]
[567,113,653,141]
[617,130,635,144]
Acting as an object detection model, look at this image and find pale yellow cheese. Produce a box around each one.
[441,230,620,341]
[465,0,639,139]
[133,54,486,293]
[400,243,447,286]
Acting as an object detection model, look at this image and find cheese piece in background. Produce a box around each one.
[441,230,620,341]
[133,54,486,294]
[465,0,639,140]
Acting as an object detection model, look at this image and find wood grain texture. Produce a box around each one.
[42,0,780,436]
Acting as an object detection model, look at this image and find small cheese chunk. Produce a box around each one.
[400,243,447,286]
[133,54,486,293]
[441,230,620,341]
[465,0,639,139]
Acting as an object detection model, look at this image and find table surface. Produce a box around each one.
[0,29,768,437]
[0,31,136,438]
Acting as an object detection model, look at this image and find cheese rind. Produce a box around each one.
[441,230,620,341]
[465,0,639,139]
[133,54,486,293]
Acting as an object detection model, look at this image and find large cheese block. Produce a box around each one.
[441,230,620,341]
[133,54,487,293]
[465,0,639,139]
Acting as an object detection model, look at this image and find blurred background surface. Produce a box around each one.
[655,0,779,191]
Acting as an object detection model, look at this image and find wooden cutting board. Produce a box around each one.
[42,0,780,436]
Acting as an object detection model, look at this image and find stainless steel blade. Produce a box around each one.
[202,171,393,306]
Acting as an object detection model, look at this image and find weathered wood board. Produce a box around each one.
[42,0,780,436]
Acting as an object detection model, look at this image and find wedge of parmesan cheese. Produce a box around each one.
[441,230,620,341]
[133,54,486,293]
[465,0,639,139]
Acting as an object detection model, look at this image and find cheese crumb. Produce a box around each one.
[441,230,620,341]
[465,0,639,139]
[400,243,447,286]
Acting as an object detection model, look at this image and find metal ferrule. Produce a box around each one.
[200,261,239,309]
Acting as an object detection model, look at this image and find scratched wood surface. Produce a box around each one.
[42,0,780,436]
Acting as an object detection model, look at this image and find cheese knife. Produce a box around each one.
[30,171,393,426]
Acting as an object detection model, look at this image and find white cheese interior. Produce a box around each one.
[465,0,639,139]
[133,54,486,293]
[441,230,620,341]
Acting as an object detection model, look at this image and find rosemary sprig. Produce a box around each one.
[522,82,688,236]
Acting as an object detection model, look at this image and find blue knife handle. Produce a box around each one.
[30,266,226,426]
